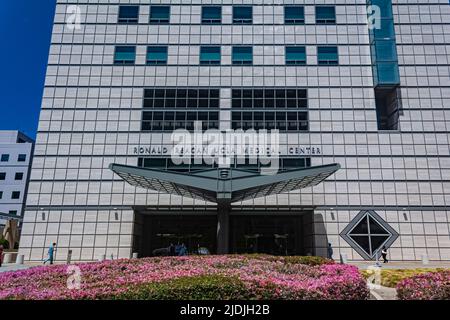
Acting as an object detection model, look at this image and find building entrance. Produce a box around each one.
[230,215,306,255]
[134,211,310,257]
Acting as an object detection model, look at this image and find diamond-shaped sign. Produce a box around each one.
[340,210,399,260]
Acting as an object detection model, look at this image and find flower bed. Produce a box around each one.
[396,270,450,300]
[360,268,446,288]
[0,255,369,300]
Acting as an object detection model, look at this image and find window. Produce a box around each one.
[114,46,136,65]
[232,89,307,109]
[231,89,308,131]
[11,191,20,199]
[282,158,311,169]
[9,210,17,216]
[200,46,221,65]
[316,6,336,24]
[146,47,168,65]
[317,46,339,65]
[15,172,24,181]
[284,6,304,24]
[233,6,252,24]
[232,47,253,65]
[18,154,26,162]
[118,5,139,24]
[340,210,399,260]
[0,172,5,180]
[142,89,220,131]
[286,46,306,65]
[143,88,220,109]
[150,6,170,24]
[142,111,219,131]
[202,6,221,24]
[0,191,3,199]
[1,154,9,162]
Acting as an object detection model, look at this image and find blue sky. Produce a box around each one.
[0,0,56,139]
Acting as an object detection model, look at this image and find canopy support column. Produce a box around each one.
[217,203,230,254]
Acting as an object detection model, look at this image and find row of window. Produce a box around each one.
[0,191,21,200]
[118,5,336,25]
[137,157,312,172]
[142,111,219,131]
[0,172,24,181]
[0,154,27,162]
[232,89,308,109]
[114,46,339,66]
[232,111,309,131]
[144,88,220,109]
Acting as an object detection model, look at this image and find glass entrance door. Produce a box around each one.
[230,215,304,256]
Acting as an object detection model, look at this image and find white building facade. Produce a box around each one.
[0,131,34,228]
[19,0,450,262]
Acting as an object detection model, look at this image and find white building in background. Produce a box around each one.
[19,0,450,262]
[0,131,34,230]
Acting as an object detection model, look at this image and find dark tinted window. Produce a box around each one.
[114,46,136,65]
[285,6,304,24]
[202,6,221,24]
[233,6,252,24]
[316,6,336,24]
[118,5,139,24]
[150,6,170,24]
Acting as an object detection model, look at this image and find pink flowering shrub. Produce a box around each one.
[0,255,369,300]
[397,270,450,300]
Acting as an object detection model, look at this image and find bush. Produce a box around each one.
[238,254,334,266]
[117,275,250,300]
[0,255,369,300]
[0,237,9,249]
[397,270,450,300]
[361,268,446,288]
[283,256,334,266]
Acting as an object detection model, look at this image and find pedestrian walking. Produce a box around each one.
[43,242,56,265]
[327,243,334,260]
[381,246,389,263]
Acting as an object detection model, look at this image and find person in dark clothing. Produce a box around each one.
[0,245,4,267]
[327,243,334,260]
[178,243,188,256]
[169,243,176,256]
[381,246,389,263]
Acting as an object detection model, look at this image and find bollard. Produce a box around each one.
[3,253,13,264]
[132,252,138,259]
[16,254,24,265]
[340,253,348,264]
[422,254,429,265]
[67,250,73,265]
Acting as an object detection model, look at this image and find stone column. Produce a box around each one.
[217,203,230,254]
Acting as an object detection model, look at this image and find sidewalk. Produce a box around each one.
[370,285,398,300]
[349,260,450,270]
[0,262,45,273]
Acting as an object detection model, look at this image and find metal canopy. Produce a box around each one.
[109,163,340,204]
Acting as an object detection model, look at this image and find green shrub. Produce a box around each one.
[236,254,334,266]
[116,274,252,300]
[361,268,447,288]
[0,237,9,249]
[283,256,335,266]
